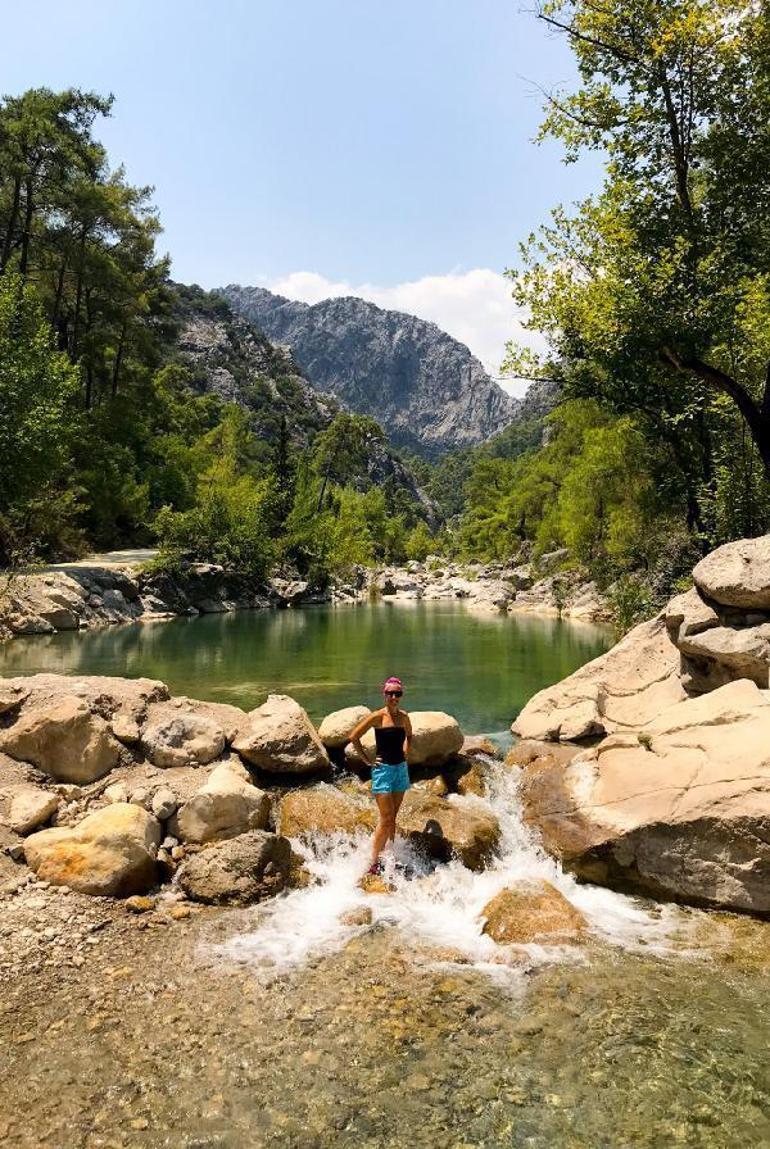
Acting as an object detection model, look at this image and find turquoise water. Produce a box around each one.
[0,602,610,733]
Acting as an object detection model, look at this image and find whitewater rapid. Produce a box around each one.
[215,759,692,980]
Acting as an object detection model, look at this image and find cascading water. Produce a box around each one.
[217,759,692,980]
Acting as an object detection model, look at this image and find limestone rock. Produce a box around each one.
[351,711,463,767]
[24,803,161,897]
[151,787,178,821]
[454,763,486,798]
[176,830,290,904]
[412,774,450,797]
[169,698,248,744]
[693,535,770,609]
[0,696,122,783]
[481,881,587,944]
[678,624,770,690]
[317,705,371,748]
[233,694,331,774]
[504,740,579,770]
[140,701,226,768]
[519,681,770,913]
[3,786,59,835]
[280,784,375,838]
[398,791,500,871]
[664,586,720,642]
[0,673,169,727]
[0,682,27,715]
[512,615,683,742]
[170,762,270,844]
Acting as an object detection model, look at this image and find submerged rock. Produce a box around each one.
[23,803,161,897]
[481,881,587,944]
[176,830,291,904]
[233,694,331,774]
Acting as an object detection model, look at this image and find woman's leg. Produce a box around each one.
[388,790,406,843]
[371,793,396,864]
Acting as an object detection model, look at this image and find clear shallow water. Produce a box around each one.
[196,761,770,1147]
[0,601,610,733]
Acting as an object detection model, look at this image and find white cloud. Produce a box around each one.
[260,268,545,398]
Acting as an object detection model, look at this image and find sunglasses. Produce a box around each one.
[385,690,403,698]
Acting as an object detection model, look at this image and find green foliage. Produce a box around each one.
[0,274,80,561]
[405,521,435,562]
[507,0,770,537]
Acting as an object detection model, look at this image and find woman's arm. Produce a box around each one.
[402,712,413,763]
[349,711,379,765]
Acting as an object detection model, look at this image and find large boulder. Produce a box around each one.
[519,679,770,913]
[351,712,464,767]
[398,790,500,871]
[481,881,587,944]
[693,535,770,609]
[170,761,270,844]
[512,615,685,742]
[317,705,371,749]
[140,700,226,768]
[0,673,168,726]
[24,803,161,897]
[176,830,291,904]
[232,694,331,774]
[280,784,375,838]
[0,696,122,783]
[678,623,770,691]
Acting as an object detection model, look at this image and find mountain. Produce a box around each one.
[171,285,437,521]
[220,285,520,458]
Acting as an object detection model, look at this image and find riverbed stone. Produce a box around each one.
[693,535,770,609]
[2,786,60,835]
[398,791,500,871]
[176,830,291,904]
[317,705,371,748]
[519,680,770,913]
[233,694,331,774]
[481,881,587,944]
[677,623,770,690]
[140,701,226,768]
[0,696,122,783]
[170,761,270,844]
[23,803,161,897]
[280,784,375,838]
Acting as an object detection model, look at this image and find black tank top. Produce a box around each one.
[374,725,406,765]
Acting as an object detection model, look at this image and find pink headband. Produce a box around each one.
[383,677,403,694]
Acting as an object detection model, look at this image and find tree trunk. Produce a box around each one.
[0,176,21,273]
[18,178,34,279]
[111,322,126,397]
[71,223,88,358]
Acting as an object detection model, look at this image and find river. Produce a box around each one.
[0,600,611,735]
[2,603,769,1146]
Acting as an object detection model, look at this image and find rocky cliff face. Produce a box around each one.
[171,286,435,517]
[220,286,520,458]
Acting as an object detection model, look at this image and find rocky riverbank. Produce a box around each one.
[512,535,770,916]
[0,555,609,644]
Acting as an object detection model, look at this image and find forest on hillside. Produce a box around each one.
[1,1,769,620]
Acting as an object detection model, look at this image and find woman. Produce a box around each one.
[349,676,413,876]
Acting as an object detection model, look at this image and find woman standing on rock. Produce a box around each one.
[349,677,412,875]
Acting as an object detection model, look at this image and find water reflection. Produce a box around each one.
[0,601,610,732]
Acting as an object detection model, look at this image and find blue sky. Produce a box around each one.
[3,1,601,382]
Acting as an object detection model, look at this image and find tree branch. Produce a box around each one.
[536,11,639,65]
[661,346,761,429]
